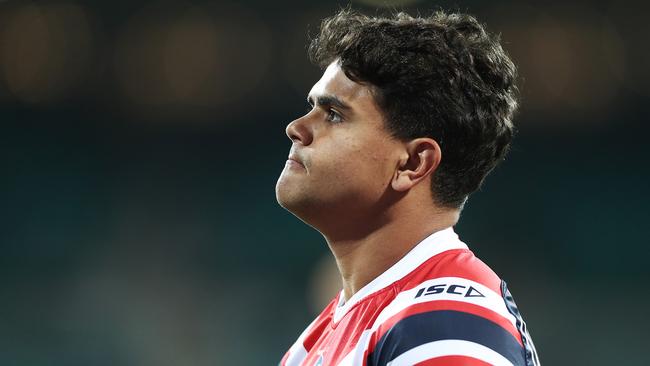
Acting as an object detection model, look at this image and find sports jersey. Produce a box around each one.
[279,227,540,366]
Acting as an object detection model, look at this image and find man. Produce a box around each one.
[275,8,539,366]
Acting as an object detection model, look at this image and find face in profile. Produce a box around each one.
[275,62,403,229]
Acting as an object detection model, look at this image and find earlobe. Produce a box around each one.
[391,138,441,192]
[392,171,412,192]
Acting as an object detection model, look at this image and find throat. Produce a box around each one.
[327,231,417,302]
[325,213,459,302]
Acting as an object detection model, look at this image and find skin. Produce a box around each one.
[276,61,460,301]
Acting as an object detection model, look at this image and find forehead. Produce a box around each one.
[308,62,376,107]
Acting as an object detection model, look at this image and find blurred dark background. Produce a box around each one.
[1,0,648,365]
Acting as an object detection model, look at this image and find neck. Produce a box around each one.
[323,206,459,301]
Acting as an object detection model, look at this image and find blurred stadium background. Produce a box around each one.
[1,0,648,364]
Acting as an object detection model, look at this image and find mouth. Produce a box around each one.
[286,149,307,170]
[287,156,305,168]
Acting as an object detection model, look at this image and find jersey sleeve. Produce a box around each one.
[364,277,537,366]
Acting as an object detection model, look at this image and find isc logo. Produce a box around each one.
[414,283,485,299]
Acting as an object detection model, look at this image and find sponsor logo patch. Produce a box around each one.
[414,283,485,299]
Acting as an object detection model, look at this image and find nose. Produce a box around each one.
[285,115,313,146]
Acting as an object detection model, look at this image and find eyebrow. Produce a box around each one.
[307,94,352,111]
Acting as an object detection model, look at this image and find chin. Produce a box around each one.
[276,185,315,220]
[275,192,292,210]
[276,190,304,213]
[276,180,300,209]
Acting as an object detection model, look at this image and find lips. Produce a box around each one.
[288,155,305,168]
[287,150,306,169]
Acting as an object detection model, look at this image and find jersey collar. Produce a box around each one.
[333,226,467,323]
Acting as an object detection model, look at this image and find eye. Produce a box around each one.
[326,109,343,123]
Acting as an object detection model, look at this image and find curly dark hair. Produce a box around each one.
[308,9,519,209]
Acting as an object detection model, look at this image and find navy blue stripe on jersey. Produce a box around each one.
[367,310,526,366]
[501,281,540,366]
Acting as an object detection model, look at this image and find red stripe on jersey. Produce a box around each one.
[303,300,337,351]
[397,250,503,295]
[367,300,523,353]
[415,355,493,366]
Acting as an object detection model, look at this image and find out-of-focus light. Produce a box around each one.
[499,9,626,118]
[0,3,94,104]
[163,13,219,104]
[603,2,650,97]
[114,4,271,116]
[525,18,624,112]
[206,3,272,106]
[114,13,174,107]
[114,9,224,108]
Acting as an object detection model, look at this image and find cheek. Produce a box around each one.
[336,141,394,192]
[363,152,395,191]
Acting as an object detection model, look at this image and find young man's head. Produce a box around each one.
[276,9,518,230]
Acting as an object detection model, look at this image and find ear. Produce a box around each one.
[391,138,441,192]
